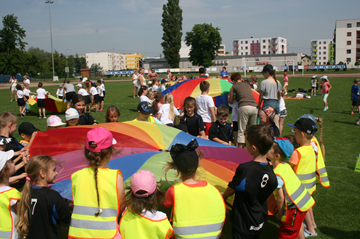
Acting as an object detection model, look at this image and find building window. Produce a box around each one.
[319,57,322,60]
[319,52,321,55]
[346,58,351,62]
[268,51,271,54]
[324,46,326,49]
[241,52,243,55]
[347,41,351,45]
[263,46,266,49]
[347,32,352,37]
[246,52,248,55]
[319,47,321,49]
[323,62,326,65]
[324,57,326,60]
[241,41,243,44]
[347,49,351,54]
[245,46,248,49]
[245,41,248,44]
[319,42,321,44]
[241,47,243,50]
[324,52,326,54]
[263,51,266,54]
[357,22,360,27]
[263,40,266,43]
[252,40,254,43]
[323,41,326,44]
[347,23,352,28]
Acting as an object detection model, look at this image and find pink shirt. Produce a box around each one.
[284,76,289,84]
[321,82,330,94]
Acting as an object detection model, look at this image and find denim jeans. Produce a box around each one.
[262,99,280,114]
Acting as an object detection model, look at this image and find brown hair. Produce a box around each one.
[125,182,164,215]
[244,125,274,155]
[138,85,147,97]
[230,73,242,83]
[84,146,119,216]
[0,111,18,128]
[16,84,22,91]
[199,81,210,92]
[38,82,43,88]
[283,135,300,149]
[183,97,198,115]
[217,105,229,117]
[71,94,85,106]
[0,161,11,185]
[16,155,60,238]
[105,106,120,122]
[272,143,287,162]
[152,92,163,114]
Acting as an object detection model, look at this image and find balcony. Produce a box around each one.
[313,49,317,52]
[234,49,239,53]
[313,59,317,62]
[313,44,317,47]
[234,43,239,47]
[271,41,277,45]
[313,54,317,57]
[271,47,277,51]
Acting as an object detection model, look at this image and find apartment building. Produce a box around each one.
[216,44,226,56]
[334,19,360,67]
[124,53,141,69]
[310,39,334,65]
[85,51,122,71]
[233,36,287,56]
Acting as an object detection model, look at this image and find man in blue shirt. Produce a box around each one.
[220,67,229,78]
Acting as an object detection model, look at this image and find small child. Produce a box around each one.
[133,102,162,124]
[279,91,287,136]
[310,76,317,96]
[147,90,155,103]
[320,76,332,111]
[164,139,226,238]
[259,106,280,137]
[179,97,206,138]
[47,115,66,130]
[16,155,71,239]
[196,81,216,137]
[65,108,79,127]
[89,82,99,112]
[105,106,121,122]
[0,150,21,239]
[18,122,39,148]
[267,137,315,239]
[208,105,233,145]
[350,78,360,115]
[68,127,125,239]
[72,94,97,125]
[152,80,159,92]
[16,84,26,117]
[158,94,180,126]
[283,72,289,95]
[119,170,174,238]
[23,83,32,101]
[97,80,105,111]
[159,79,167,93]
[77,83,91,113]
[222,125,277,238]
[36,82,49,118]
[228,100,239,146]
[152,92,163,119]
[56,84,65,99]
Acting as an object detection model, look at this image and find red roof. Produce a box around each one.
[80,68,91,71]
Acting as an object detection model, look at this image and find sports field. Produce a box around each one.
[1,75,359,238]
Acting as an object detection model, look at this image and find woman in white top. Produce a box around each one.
[166,69,172,82]
[138,68,146,87]
[132,70,139,98]
[158,94,180,127]
[9,75,18,102]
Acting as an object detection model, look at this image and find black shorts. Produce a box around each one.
[233,121,238,131]
[311,87,316,89]
[37,99,45,108]
[83,95,91,105]
[17,98,25,106]
[66,91,76,102]
[24,95,29,101]
[103,91,105,98]
[352,101,358,106]
[94,94,100,103]
[58,96,63,99]
[99,96,104,102]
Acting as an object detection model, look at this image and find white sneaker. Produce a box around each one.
[304,228,317,237]
[43,116,47,119]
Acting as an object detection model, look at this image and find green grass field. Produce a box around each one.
[1,75,359,238]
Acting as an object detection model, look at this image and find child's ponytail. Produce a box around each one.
[16,179,32,238]
[164,94,175,120]
[270,70,281,100]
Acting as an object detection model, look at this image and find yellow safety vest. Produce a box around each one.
[119,208,174,239]
[0,188,21,239]
[133,116,156,123]
[295,145,317,195]
[311,137,330,187]
[274,163,315,222]
[69,167,121,239]
[172,182,226,238]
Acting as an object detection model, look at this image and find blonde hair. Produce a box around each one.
[16,155,60,238]
[0,111,18,128]
[164,94,175,120]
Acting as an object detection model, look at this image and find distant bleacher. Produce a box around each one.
[0,74,24,83]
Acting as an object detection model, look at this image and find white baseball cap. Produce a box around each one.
[0,150,14,172]
[65,108,79,121]
[47,115,66,127]
[76,83,83,88]
[82,77,88,83]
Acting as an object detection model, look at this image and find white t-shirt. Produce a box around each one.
[56,88,64,97]
[253,83,258,91]
[24,88,31,96]
[140,95,151,103]
[97,85,104,97]
[17,90,24,99]
[228,101,238,122]
[23,79,30,84]
[196,94,215,123]
[78,88,89,96]
[36,88,47,99]
[279,97,286,111]
[152,85,159,92]
[90,86,98,96]
[159,103,180,124]
[0,186,19,239]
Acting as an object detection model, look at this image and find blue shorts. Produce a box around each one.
[262,99,279,114]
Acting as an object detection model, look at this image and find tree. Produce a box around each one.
[73,54,86,73]
[161,0,182,68]
[0,14,27,74]
[185,23,222,67]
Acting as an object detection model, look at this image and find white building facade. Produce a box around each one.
[334,19,360,67]
[233,36,287,56]
[310,39,334,65]
[85,52,123,71]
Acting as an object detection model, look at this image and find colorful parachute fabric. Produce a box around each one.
[27,94,67,113]
[30,122,253,207]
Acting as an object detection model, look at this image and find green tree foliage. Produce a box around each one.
[0,14,27,74]
[161,0,182,68]
[73,54,86,73]
[185,23,222,67]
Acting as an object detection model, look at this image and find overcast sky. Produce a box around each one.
[1,0,359,57]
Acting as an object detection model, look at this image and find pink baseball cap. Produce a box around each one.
[130,170,157,197]
[85,127,117,152]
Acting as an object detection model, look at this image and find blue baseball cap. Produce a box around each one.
[137,101,154,114]
[296,114,317,124]
[274,137,294,161]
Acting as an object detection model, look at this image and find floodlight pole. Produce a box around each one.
[66,48,72,79]
[46,1,55,80]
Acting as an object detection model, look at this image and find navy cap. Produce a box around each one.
[287,118,317,135]
[137,101,154,114]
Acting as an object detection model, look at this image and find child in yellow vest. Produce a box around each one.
[268,137,315,239]
[163,139,226,239]
[287,118,318,237]
[0,150,20,239]
[68,127,125,239]
[120,170,174,238]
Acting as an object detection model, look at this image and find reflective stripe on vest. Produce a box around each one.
[0,188,21,239]
[173,182,226,238]
[119,208,174,239]
[69,167,120,239]
[274,163,315,218]
[311,137,330,187]
[175,235,220,239]
[295,145,317,195]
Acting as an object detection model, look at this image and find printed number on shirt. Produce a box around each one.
[261,174,269,188]
[31,198,37,215]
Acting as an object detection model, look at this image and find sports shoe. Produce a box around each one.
[39,116,42,118]
[304,228,317,237]
[43,116,47,119]
[351,112,355,115]
[99,109,104,111]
